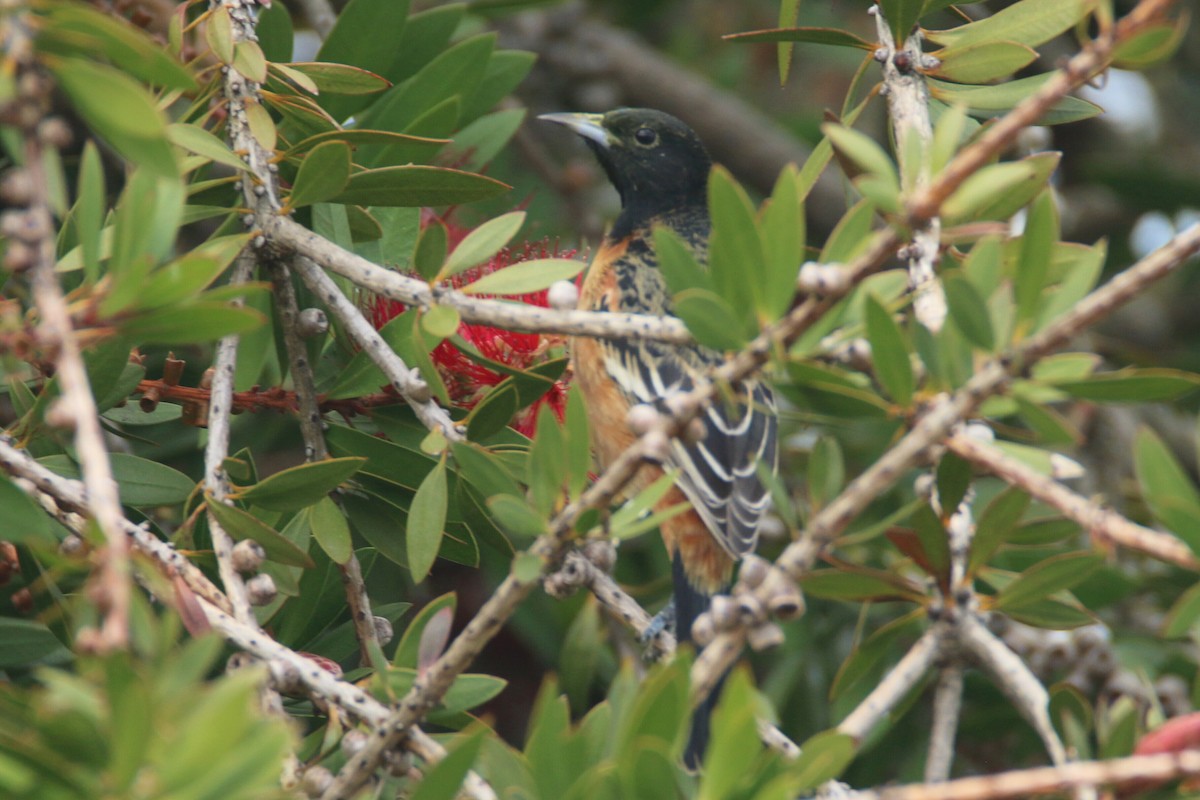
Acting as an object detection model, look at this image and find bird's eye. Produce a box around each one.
[634,127,658,146]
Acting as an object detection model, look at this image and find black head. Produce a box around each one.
[539,108,711,238]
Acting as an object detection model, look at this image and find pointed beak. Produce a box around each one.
[537,112,613,149]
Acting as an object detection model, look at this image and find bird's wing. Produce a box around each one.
[603,341,778,557]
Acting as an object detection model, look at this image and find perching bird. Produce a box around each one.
[539,108,778,768]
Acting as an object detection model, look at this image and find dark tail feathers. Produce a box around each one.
[672,553,727,770]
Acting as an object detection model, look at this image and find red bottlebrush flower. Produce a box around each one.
[372,212,580,437]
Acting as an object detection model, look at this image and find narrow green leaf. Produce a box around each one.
[1052,368,1200,402]
[421,306,461,339]
[458,258,584,295]
[879,0,925,47]
[528,407,566,516]
[308,496,352,564]
[1134,427,1200,554]
[761,164,805,321]
[1163,582,1200,639]
[410,730,486,800]
[76,142,105,284]
[0,475,55,545]
[653,226,711,294]
[941,160,1041,224]
[40,453,193,507]
[487,494,546,541]
[205,498,315,568]
[776,0,802,83]
[167,123,246,172]
[968,487,1031,573]
[238,457,366,511]
[792,731,856,791]
[822,123,898,185]
[820,198,876,264]
[565,385,591,499]
[414,219,449,280]
[285,62,391,95]
[929,75,1102,126]
[610,470,680,534]
[117,303,265,345]
[440,211,526,279]
[943,273,994,350]
[332,165,511,207]
[233,41,268,83]
[800,568,924,602]
[708,165,766,324]
[290,141,351,209]
[864,295,914,407]
[52,57,177,177]
[931,40,1038,83]
[1005,598,1095,629]
[672,288,748,350]
[723,26,873,50]
[408,457,448,581]
[205,5,234,63]
[926,0,1093,49]
[993,552,1104,610]
[1015,190,1058,327]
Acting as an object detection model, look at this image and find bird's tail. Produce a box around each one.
[672,553,727,770]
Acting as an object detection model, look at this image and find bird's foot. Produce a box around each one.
[640,598,676,654]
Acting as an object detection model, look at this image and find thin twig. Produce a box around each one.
[269,216,691,344]
[925,664,963,782]
[19,78,130,653]
[946,429,1200,570]
[838,626,942,742]
[290,255,463,440]
[873,6,945,331]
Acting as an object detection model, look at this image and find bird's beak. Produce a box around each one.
[537,112,613,149]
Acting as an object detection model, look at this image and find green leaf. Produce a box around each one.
[864,294,913,407]
[75,142,105,284]
[993,552,1104,610]
[306,496,352,564]
[394,592,455,668]
[792,731,856,791]
[929,75,1103,126]
[40,3,195,90]
[941,158,1047,224]
[761,165,805,321]
[331,166,511,207]
[528,408,566,516]
[167,123,246,171]
[652,225,711,294]
[408,457,448,581]
[700,668,763,798]
[413,218,450,280]
[487,494,546,541]
[610,470,679,534]
[943,272,994,350]
[421,305,461,339]
[40,453,194,507]
[1135,427,1200,554]
[673,288,748,350]
[879,0,925,46]
[708,165,766,325]
[290,141,351,209]
[0,619,70,668]
[462,49,537,122]
[968,487,1031,573]
[1015,190,1058,327]
[822,123,898,186]
[564,385,591,499]
[723,26,873,50]
[820,198,876,264]
[205,499,315,568]
[233,41,268,83]
[1005,598,1095,629]
[284,62,390,95]
[1052,368,1200,402]
[931,39,1038,83]
[205,4,234,63]
[440,211,526,279]
[0,475,55,545]
[117,303,265,345]
[459,258,585,295]
[807,435,844,511]
[315,0,410,120]
[1163,582,1200,639]
[1113,16,1189,69]
[133,234,250,312]
[926,0,1094,49]
[410,730,487,800]
[238,457,366,511]
[465,383,519,441]
[776,0,801,83]
[800,568,924,602]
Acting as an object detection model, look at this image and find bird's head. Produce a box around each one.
[539,108,711,231]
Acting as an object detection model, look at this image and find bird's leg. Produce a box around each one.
[640,596,676,650]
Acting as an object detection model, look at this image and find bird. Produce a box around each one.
[539,108,779,768]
